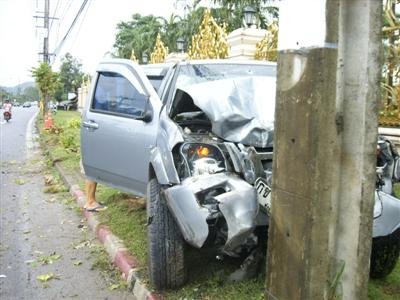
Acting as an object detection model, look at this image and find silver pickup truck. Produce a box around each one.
[81,59,400,290]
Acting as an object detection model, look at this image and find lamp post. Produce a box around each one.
[142,53,148,64]
[176,37,185,53]
[243,6,256,28]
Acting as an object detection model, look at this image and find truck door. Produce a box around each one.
[81,61,161,196]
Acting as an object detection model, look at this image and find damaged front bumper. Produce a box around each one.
[163,172,258,252]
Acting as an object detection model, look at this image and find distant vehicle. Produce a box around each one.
[57,100,77,111]
[22,102,31,108]
[13,102,20,107]
[3,111,11,122]
[48,102,57,114]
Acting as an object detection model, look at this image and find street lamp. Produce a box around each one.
[243,6,257,28]
[176,37,185,53]
[142,53,148,64]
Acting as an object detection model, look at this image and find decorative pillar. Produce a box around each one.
[227,27,266,60]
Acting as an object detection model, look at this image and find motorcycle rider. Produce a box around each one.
[2,99,12,120]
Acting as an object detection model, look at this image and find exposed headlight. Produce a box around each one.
[180,143,226,176]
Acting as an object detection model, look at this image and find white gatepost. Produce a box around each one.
[227,27,266,60]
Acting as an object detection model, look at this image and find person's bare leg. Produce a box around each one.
[85,180,97,209]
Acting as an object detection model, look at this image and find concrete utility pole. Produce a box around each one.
[266,0,382,299]
[43,0,50,63]
[35,0,55,63]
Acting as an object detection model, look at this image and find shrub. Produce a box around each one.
[67,118,81,129]
[59,133,78,152]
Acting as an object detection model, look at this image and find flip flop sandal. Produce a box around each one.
[85,204,107,212]
[83,202,105,209]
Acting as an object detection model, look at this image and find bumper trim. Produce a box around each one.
[164,173,258,250]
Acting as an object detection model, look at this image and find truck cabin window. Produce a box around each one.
[92,72,147,118]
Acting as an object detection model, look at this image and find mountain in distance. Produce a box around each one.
[0,81,35,94]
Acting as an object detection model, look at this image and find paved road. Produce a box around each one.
[0,107,37,161]
[0,107,133,299]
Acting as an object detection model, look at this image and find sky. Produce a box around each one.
[0,0,183,87]
[2,0,395,88]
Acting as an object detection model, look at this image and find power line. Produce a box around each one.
[68,0,91,52]
[59,0,74,30]
[54,0,73,47]
[52,0,89,63]
[49,0,61,33]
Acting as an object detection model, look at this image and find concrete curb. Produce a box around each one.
[54,162,162,300]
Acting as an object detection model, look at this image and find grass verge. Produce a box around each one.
[38,111,400,299]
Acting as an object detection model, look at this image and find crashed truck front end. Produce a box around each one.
[163,142,273,255]
[159,70,277,256]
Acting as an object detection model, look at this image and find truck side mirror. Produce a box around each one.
[140,99,153,123]
[394,158,400,182]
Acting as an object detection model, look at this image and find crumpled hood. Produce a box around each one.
[177,76,276,148]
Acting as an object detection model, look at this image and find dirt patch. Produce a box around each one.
[126,197,146,211]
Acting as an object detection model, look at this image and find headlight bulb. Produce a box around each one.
[180,143,226,176]
[196,146,210,157]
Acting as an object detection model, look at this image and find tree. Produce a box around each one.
[150,33,168,63]
[188,9,229,59]
[113,6,221,61]
[56,53,84,102]
[112,1,280,64]
[155,14,182,53]
[211,0,279,30]
[31,62,59,116]
[254,21,278,61]
[382,0,400,109]
[22,86,40,102]
[0,88,11,104]
[114,14,163,63]
[166,6,205,52]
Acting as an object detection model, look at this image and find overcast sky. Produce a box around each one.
[0,0,183,87]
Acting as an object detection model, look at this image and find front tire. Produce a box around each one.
[147,177,186,289]
[370,228,400,279]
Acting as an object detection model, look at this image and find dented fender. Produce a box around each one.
[217,179,258,252]
[149,147,178,185]
[149,110,184,185]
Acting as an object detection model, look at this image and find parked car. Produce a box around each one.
[81,59,400,290]
[57,100,77,111]
[47,102,57,113]
[22,102,31,108]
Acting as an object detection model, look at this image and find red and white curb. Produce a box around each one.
[54,163,162,300]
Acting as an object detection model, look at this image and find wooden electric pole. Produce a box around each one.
[266,0,382,299]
